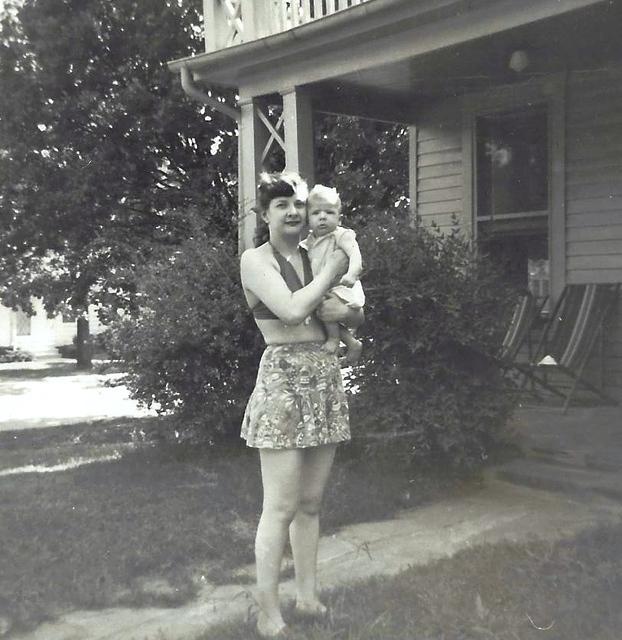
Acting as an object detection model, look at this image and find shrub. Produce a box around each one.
[347,212,519,467]
[0,346,33,363]
[109,211,518,466]
[106,236,264,438]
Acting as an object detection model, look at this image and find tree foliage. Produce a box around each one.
[0,0,238,318]
[315,114,410,219]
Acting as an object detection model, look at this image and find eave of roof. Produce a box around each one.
[168,0,610,92]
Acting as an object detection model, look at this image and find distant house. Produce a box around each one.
[0,300,103,358]
[168,0,622,400]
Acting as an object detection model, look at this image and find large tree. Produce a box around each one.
[0,0,238,366]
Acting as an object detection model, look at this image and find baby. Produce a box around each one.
[300,184,364,364]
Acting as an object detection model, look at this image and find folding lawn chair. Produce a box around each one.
[517,283,620,413]
[498,291,542,365]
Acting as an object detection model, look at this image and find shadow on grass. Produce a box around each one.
[0,361,86,381]
[0,415,167,452]
[0,358,119,382]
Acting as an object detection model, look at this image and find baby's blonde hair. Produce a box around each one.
[307,184,341,211]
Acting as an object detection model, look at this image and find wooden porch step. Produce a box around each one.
[495,458,622,502]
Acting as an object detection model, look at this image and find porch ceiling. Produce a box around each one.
[309,1,622,120]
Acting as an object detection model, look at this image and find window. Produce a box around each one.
[475,106,550,305]
[15,308,32,336]
[476,106,548,220]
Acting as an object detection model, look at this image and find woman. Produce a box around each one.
[240,171,362,638]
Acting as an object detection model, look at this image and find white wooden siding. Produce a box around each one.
[566,66,622,399]
[415,101,463,231]
[414,73,622,400]
[0,300,105,358]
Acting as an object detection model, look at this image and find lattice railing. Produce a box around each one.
[204,0,371,52]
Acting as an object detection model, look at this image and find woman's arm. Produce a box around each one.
[241,248,347,326]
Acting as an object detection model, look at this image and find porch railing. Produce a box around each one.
[203,0,371,52]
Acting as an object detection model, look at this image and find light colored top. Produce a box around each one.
[300,227,365,308]
[300,227,356,276]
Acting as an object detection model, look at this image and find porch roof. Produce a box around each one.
[168,0,611,102]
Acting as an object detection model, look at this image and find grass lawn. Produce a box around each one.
[206,521,622,640]
[0,417,469,635]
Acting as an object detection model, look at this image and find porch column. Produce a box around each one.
[408,125,418,220]
[281,88,315,184]
[238,97,270,252]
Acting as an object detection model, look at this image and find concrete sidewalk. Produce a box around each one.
[11,477,622,640]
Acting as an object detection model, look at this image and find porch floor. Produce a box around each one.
[497,403,622,501]
[511,404,622,469]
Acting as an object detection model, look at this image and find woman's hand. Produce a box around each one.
[323,249,349,281]
[317,296,364,328]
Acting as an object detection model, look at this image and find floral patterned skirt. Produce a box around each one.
[241,343,351,449]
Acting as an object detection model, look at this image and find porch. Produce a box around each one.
[168,0,622,399]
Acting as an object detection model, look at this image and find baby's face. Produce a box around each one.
[307,198,340,237]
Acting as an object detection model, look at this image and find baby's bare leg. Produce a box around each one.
[322,322,341,354]
[340,326,362,365]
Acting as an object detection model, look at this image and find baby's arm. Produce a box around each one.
[336,229,363,286]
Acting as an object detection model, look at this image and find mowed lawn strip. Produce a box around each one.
[3,443,249,632]
[207,521,622,640]
[0,419,467,634]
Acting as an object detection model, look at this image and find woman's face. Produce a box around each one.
[264,184,308,238]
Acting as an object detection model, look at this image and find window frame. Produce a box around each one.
[462,75,566,300]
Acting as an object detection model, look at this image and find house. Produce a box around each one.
[0,300,103,358]
[168,0,622,400]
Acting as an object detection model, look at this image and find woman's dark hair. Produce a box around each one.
[253,171,306,247]
[256,172,297,211]
[253,208,270,247]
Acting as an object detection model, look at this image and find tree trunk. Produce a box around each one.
[76,316,92,370]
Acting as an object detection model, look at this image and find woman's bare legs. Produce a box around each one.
[255,445,337,634]
[289,444,337,614]
[255,448,303,637]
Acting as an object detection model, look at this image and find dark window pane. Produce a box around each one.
[476,107,548,217]
[480,233,548,296]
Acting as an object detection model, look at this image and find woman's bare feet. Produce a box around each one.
[256,611,288,638]
[256,591,288,638]
[295,597,328,619]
